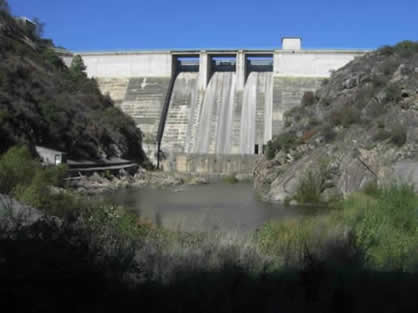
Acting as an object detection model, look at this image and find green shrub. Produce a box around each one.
[373,129,391,142]
[342,107,362,128]
[265,141,276,160]
[378,45,395,56]
[0,146,38,194]
[366,100,387,118]
[321,124,336,142]
[371,75,386,88]
[380,58,399,76]
[284,106,306,123]
[293,159,331,205]
[301,91,315,106]
[268,131,297,155]
[384,83,402,103]
[0,145,73,215]
[362,181,380,197]
[223,175,238,184]
[354,85,374,109]
[390,124,407,147]
[349,184,418,271]
[41,48,66,70]
[294,170,322,204]
[330,106,362,128]
[394,40,418,58]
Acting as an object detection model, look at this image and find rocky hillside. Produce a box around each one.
[255,41,418,202]
[0,7,145,162]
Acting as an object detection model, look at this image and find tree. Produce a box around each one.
[70,55,87,79]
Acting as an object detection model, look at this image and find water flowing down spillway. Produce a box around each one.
[160,71,273,155]
[240,72,273,154]
[193,72,237,154]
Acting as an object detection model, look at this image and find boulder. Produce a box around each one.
[0,194,43,228]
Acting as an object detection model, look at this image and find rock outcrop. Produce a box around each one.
[255,42,418,202]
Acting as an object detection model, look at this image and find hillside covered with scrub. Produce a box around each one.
[256,41,418,203]
[0,3,145,161]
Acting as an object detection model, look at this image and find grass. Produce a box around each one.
[255,184,418,272]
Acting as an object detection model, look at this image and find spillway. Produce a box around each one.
[160,71,273,155]
[161,72,199,152]
[240,72,273,154]
[193,72,237,154]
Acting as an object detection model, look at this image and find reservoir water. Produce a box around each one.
[106,182,307,233]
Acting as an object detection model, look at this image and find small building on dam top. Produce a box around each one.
[61,38,368,173]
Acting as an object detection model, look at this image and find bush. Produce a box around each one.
[373,129,391,142]
[265,141,276,160]
[348,184,418,271]
[269,131,297,154]
[302,129,317,142]
[362,181,380,197]
[380,58,399,76]
[365,100,387,118]
[301,91,315,106]
[330,106,362,128]
[354,85,374,110]
[321,124,337,142]
[394,40,418,58]
[384,83,402,103]
[294,170,322,204]
[390,124,407,147]
[378,45,395,56]
[0,145,38,194]
[371,75,386,88]
[0,145,73,216]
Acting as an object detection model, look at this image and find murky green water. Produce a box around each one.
[106,182,306,232]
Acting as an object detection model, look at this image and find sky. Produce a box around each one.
[10,0,418,52]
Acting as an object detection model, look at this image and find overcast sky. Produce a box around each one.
[10,0,418,51]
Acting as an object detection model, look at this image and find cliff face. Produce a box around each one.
[255,42,418,202]
[0,10,145,162]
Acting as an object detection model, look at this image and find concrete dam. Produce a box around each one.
[62,38,367,174]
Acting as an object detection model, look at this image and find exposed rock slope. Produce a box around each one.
[255,42,418,202]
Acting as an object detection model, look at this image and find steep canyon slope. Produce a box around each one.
[0,9,145,161]
[255,42,418,202]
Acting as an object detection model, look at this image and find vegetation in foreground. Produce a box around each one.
[0,145,417,312]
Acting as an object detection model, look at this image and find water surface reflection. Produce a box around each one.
[106,183,308,232]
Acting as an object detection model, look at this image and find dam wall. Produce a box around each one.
[77,51,173,78]
[274,50,359,77]
[63,38,368,171]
